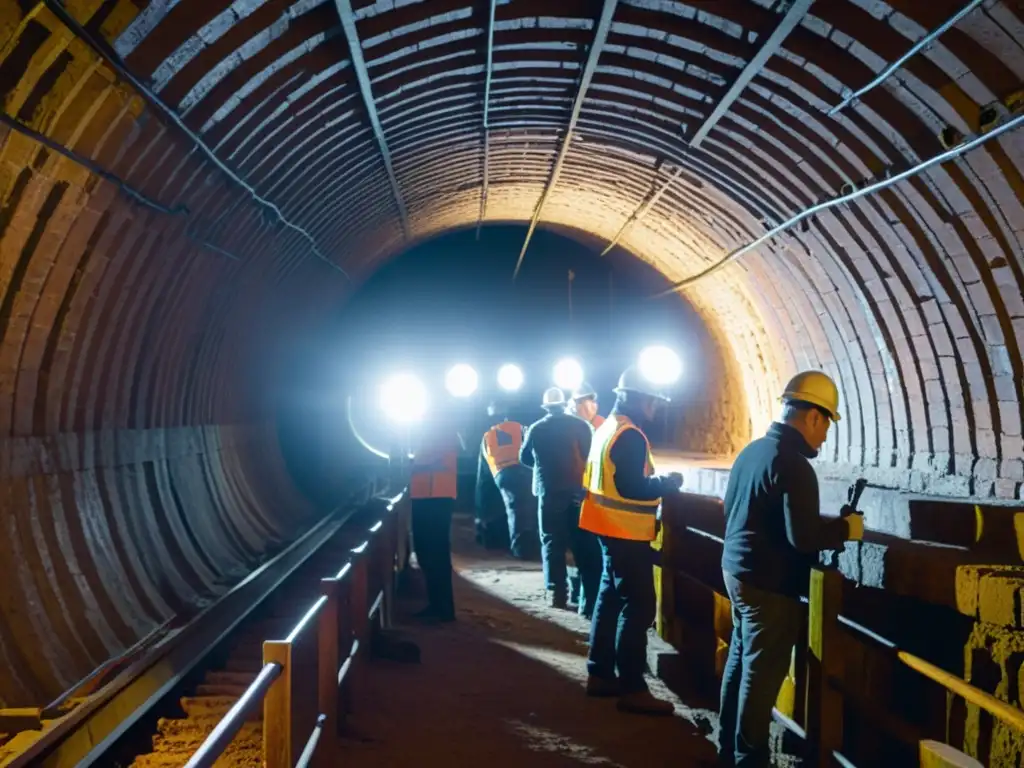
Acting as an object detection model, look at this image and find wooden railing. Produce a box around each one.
[185,492,409,768]
[657,495,1023,768]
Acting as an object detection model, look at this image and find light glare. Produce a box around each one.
[497,363,524,392]
[638,346,682,386]
[380,373,428,423]
[553,358,584,391]
[445,364,479,398]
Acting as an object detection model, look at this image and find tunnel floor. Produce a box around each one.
[333,515,720,767]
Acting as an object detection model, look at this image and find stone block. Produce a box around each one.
[978,574,1024,628]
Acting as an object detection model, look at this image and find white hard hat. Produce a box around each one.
[613,366,670,401]
[542,387,566,408]
[571,382,597,402]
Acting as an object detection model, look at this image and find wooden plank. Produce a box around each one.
[805,567,844,764]
[919,740,983,768]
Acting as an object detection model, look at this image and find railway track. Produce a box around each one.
[4,487,405,768]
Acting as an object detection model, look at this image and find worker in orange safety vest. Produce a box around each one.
[579,366,683,715]
[410,420,465,623]
[477,400,539,559]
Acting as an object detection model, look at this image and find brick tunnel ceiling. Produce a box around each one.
[1,0,1024,706]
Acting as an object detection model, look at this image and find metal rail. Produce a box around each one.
[183,663,283,768]
[689,0,814,148]
[512,0,618,279]
[653,111,1024,297]
[828,0,986,116]
[335,0,410,238]
[295,715,328,768]
[41,0,348,278]
[476,0,499,239]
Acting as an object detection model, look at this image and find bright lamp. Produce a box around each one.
[553,358,584,391]
[638,346,682,386]
[445,364,478,398]
[379,373,428,423]
[497,363,524,392]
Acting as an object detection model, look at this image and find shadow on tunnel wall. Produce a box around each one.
[275,224,750,509]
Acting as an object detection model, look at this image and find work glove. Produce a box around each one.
[845,512,864,541]
[660,472,684,493]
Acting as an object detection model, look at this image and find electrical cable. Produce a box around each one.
[43,0,349,278]
[652,112,1024,298]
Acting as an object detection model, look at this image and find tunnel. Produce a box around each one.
[0,0,1023,764]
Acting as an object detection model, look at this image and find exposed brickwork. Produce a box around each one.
[0,0,1020,708]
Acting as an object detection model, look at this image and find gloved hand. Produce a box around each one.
[845,512,864,541]
[661,472,684,492]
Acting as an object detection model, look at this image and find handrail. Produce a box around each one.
[294,715,327,768]
[182,491,409,768]
[183,663,283,768]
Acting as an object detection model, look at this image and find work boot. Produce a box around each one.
[617,690,674,716]
[585,676,619,697]
[549,591,568,610]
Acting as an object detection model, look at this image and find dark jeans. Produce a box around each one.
[586,536,656,694]
[719,571,802,767]
[496,469,539,559]
[411,498,455,620]
[539,491,601,612]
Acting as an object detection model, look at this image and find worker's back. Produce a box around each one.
[521,412,592,497]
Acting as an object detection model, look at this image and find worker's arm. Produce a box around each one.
[519,424,535,468]
[609,429,676,501]
[781,459,851,553]
[576,418,593,462]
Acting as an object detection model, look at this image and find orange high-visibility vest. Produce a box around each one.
[578,414,659,541]
[483,421,524,477]
[410,445,458,500]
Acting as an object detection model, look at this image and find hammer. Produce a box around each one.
[826,477,867,569]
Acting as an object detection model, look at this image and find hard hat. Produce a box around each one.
[613,366,670,401]
[571,382,597,402]
[542,387,566,408]
[780,370,841,422]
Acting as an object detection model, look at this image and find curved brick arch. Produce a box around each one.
[0,0,1021,708]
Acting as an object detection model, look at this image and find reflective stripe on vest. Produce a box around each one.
[483,421,523,477]
[578,414,659,541]
[410,449,458,499]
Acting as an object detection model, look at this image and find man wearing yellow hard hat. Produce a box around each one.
[717,371,864,767]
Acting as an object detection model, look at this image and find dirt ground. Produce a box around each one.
[333,515,721,767]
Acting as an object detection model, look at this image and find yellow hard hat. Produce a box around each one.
[779,371,841,422]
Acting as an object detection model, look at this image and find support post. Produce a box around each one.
[318,578,340,749]
[805,567,844,764]
[263,640,292,768]
[348,551,369,711]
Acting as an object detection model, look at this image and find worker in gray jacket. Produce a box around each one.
[520,387,601,614]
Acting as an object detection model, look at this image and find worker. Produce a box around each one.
[520,387,601,614]
[409,420,465,623]
[475,402,511,551]
[570,382,605,430]
[478,401,539,559]
[717,371,864,767]
[566,382,604,608]
[580,366,682,715]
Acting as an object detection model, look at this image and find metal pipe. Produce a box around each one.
[476,0,498,240]
[828,0,985,116]
[689,0,814,148]
[183,662,282,768]
[512,0,618,279]
[335,0,409,238]
[42,0,348,278]
[294,715,327,768]
[652,111,1024,297]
